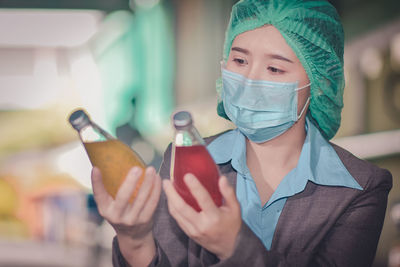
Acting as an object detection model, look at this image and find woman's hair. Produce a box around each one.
[217,0,344,140]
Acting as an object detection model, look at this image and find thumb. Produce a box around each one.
[91,167,112,207]
[219,176,239,210]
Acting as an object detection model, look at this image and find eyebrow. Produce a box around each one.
[269,54,294,63]
[231,46,294,63]
[231,47,249,55]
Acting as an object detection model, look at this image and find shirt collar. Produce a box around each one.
[207,128,249,175]
[305,118,362,190]
[207,118,362,191]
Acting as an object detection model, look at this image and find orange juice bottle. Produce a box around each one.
[68,109,146,202]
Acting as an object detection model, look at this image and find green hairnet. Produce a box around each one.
[216,0,345,140]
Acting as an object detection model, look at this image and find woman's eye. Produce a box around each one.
[233,58,247,65]
[267,66,284,74]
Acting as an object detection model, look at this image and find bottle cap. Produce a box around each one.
[69,109,90,131]
[173,111,193,129]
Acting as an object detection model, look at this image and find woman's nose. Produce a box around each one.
[246,64,262,80]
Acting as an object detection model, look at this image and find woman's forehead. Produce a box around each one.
[231,25,298,62]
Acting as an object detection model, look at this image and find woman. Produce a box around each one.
[91,0,392,266]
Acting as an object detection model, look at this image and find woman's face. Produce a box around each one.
[226,25,310,115]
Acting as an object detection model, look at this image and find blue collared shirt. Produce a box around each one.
[207,118,362,250]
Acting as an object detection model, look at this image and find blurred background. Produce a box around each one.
[0,0,398,266]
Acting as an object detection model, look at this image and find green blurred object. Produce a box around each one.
[216,0,345,140]
[95,2,175,136]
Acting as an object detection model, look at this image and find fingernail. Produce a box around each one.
[91,167,100,176]
[131,166,142,176]
[146,166,155,176]
[184,173,194,184]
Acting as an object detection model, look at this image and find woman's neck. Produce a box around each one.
[245,118,307,198]
[246,118,307,169]
[245,118,307,206]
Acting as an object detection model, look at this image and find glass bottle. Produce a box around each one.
[171,111,222,212]
[68,109,146,202]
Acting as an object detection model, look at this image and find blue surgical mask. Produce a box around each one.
[222,68,311,143]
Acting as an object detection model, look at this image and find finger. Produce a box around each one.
[91,167,113,207]
[113,167,143,215]
[125,167,157,221]
[162,179,198,234]
[184,174,218,214]
[136,171,162,222]
[219,176,239,210]
[163,179,199,215]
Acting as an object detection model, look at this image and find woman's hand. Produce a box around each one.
[91,166,162,266]
[163,174,242,260]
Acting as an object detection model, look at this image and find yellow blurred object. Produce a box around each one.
[28,172,85,198]
[0,108,77,158]
[0,215,29,239]
[0,177,29,240]
[0,178,18,216]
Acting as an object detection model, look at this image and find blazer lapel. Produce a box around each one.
[219,161,237,189]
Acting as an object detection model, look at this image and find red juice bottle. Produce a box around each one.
[170,111,222,212]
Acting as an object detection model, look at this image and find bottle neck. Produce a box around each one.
[173,126,205,147]
[79,122,115,143]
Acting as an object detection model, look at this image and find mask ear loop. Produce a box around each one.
[297,97,311,120]
[296,83,311,120]
[295,82,311,91]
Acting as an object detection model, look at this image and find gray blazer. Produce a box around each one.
[112,134,392,267]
